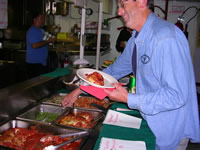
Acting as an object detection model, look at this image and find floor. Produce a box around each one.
[187,142,200,150]
[186,94,200,150]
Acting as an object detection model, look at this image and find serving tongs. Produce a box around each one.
[40,130,88,142]
[89,101,116,114]
[43,131,89,150]
[90,103,108,114]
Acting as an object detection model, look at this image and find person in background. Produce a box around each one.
[62,0,200,149]
[115,26,132,53]
[26,12,56,78]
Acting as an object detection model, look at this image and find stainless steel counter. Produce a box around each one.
[0,72,102,149]
[0,75,62,124]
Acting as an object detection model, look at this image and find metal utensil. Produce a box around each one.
[90,103,108,114]
[43,132,88,150]
[63,79,80,85]
[63,76,80,85]
[40,130,88,142]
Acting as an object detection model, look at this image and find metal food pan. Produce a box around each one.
[54,107,104,130]
[0,119,87,150]
[16,104,65,124]
[0,119,84,135]
[42,93,67,106]
[73,96,111,112]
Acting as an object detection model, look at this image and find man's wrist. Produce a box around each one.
[74,88,83,95]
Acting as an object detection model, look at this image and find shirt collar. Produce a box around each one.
[136,13,157,42]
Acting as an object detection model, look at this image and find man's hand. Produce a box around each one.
[47,36,56,43]
[32,36,56,49]
[62,88,82,107]
[104,83,128,103]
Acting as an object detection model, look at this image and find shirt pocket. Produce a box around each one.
[138,53,159,90]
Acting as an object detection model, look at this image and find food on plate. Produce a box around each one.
[35,112,59,123]
[74,96,109,109]
[85,72,104,86]
[58,112,95,129]
[0,126,81,150]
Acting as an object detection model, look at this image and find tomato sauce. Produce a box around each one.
[0,127,81,150]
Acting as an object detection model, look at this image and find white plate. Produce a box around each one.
[76,68,118,88]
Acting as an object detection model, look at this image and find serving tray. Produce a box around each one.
[42,93,67,106]
[54,107,105,130]
[73,96,110,112]
[16,104,65,124]
[0,119,88,150]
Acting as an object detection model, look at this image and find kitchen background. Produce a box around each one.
[0,0,200,89]
[53,0,200,64]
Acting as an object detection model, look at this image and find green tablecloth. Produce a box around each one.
[40,67,70,78]
[57,88,69,94]
[93,103,156,150]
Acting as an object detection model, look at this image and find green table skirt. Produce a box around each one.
[93,103,156,150]
[40,67,70,78]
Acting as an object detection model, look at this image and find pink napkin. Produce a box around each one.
[80,85,115,100]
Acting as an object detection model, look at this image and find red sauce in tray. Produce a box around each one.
[0,127,81,150]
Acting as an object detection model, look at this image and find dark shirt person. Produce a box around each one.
[115,27,132,53]
[26,12,56,78]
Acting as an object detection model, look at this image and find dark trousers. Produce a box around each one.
[26,63,48,79]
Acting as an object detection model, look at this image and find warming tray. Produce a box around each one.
[16,104,65,124]
[0,115,9,125]
[0,119,87,150]
[73,96,110,112]
[54,108,104,130]
[42,93,67,106]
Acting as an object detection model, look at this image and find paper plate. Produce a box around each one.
[76,68,118,88]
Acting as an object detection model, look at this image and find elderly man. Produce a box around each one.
[62,0,200,149]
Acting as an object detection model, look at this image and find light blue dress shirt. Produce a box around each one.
[103,13,200,150]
